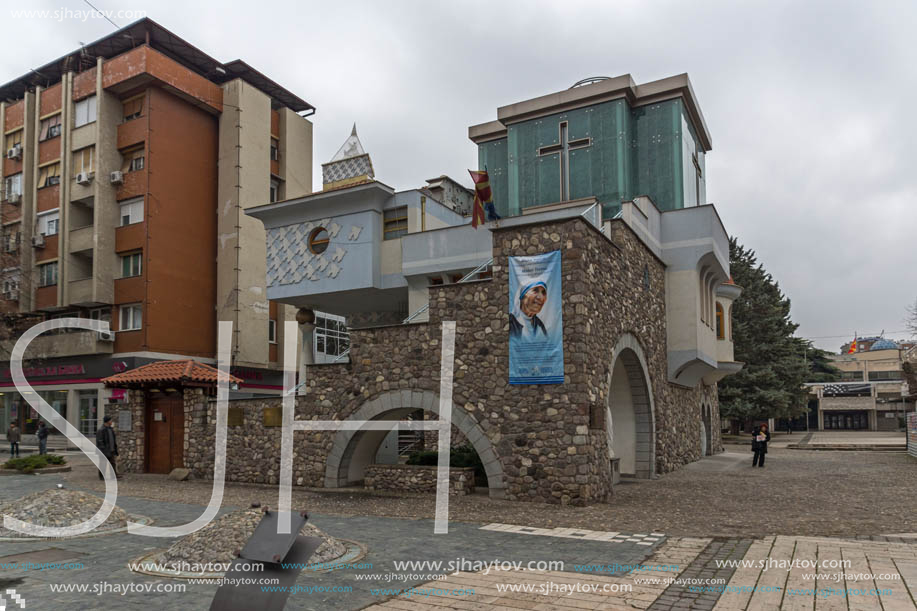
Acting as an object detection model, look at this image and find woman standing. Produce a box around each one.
[752,423,770,468]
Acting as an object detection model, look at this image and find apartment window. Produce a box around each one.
[119,304,142,331]
[269,180,279,203]
[38,262,58,287]
[39,114,61,141]
[72,146,95,177]
[120,252,142,278]
[74,95,97,128]
[38,210,60,236]
[4,173,22,200]
[268,319,277,344]
[716,303,725,340]
[383,207,408,240]
[119,198,144,226]
[3,230,20,253]
[121,146,144,173]
[122,95,143,121]
[6,129,22,149]
[37,162,61,188]
[314,315,349,358]
[270,138,279,161]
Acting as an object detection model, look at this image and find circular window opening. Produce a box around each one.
[308,227,330,254]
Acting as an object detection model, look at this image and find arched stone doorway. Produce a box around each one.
[605,334,655,479]
[324,390,507,498]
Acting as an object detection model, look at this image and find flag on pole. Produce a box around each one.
[468,169,499,228]
[847,335,857,354]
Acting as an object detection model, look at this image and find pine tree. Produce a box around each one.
[718,238,810,430]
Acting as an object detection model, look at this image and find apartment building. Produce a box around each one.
[0,18,313,438]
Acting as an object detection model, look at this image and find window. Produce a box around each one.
[38,210,60,236]
[119,198,144,226]
[6,129,22,149]
[74,95,97,127]
[3,230,20,253]
[270,138,279,161]
[4,173,22,200]
[121,147,144,173]
[268,319,277,344]
[308,227,329,254]
[269,181,279,203]
[122,95,143,121]
[38,262,58,287]
[72,147,94,177]
[716,303,725,340]
[120,252,142,278]
[37,162,61,188]
[314,314,349,358]
[39,114,61,141]
[119,304,142,331]
[383,207,408,240]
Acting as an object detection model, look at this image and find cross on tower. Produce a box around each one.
[536,121,592,202]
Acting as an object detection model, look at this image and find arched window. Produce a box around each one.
[728,305,733,340]
[716,303,725,339]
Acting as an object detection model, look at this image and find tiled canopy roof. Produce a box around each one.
[102,360,242,388]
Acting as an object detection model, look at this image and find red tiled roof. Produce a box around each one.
[102,360,242,387]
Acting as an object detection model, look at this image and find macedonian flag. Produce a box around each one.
[468,169,492,228]
[847,336,858,354]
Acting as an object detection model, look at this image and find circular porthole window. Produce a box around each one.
[308,227,330,254]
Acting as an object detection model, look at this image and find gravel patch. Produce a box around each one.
[0,489,130,538]
[64,446,917,538]
[156,508,346,568]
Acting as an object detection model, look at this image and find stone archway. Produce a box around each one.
[606,334,656,479]
[324,390,506,498]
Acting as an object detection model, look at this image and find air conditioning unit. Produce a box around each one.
[7,193,20,204]
[97,330,115,342]
[31,234,45,248]
[110,171,124,185]
[6,144,22,160]
[3,290,18,301]
[76,172,93,185]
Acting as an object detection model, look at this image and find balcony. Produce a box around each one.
[68,277,93,305]
[117,118,146,150]
[401,223,493,278]
[16,329,114,360]
[115,222,144,253]
[69,225,94,253]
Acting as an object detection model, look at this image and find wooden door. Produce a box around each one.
[147,395,184,474]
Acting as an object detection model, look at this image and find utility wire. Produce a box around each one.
[82,0,121,30]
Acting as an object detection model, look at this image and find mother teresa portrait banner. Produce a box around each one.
[508,250,564,384]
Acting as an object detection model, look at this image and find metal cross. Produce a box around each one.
[536,120,592,202]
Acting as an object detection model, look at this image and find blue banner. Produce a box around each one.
[508,250,564,384]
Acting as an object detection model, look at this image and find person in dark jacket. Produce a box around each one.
[6,423,21,457]
[752,423,770,467]
[95,416,120,480]
[36,420,48,455]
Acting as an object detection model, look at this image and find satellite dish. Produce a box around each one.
[570,76,612,89]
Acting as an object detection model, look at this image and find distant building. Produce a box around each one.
[806,339,913,430]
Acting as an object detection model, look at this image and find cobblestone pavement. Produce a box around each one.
[57,447,917,537]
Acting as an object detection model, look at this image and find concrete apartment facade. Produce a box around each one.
[0,19,313,440]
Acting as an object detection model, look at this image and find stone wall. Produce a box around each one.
[364,464,475,495]
[183,217,722,505]
[114,389,146,473]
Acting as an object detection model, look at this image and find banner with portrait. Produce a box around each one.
[508,250,564,384]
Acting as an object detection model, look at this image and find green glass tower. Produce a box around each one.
[469,74,711,220]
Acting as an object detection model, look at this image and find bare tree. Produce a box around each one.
[907,297,917,338]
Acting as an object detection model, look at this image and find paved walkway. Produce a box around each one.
[365,535,917,610]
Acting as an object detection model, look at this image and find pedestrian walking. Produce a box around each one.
[95,416,120,480]
[752,422,770,468]
[6,422,21,457]
[36,420,49,455]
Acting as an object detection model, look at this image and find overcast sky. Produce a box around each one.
[3,0,914,352]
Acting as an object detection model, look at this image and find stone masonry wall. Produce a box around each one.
[184,217,722,505]
[114,389,146,473]
[364,464,475,495]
